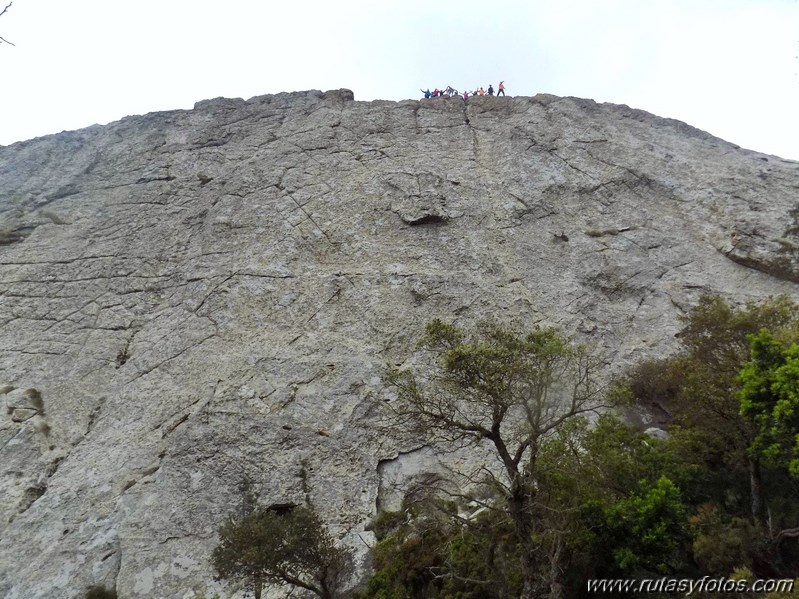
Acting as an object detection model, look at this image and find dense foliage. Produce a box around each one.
[366,301,799,597]
[384,320,612,599]
[740,329,799,477]
[365,414,694,599]
[212,503,351,599]
[622,295,799,573]
[210,298,799,599]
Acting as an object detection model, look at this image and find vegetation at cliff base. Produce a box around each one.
[212,482,351,599]
[209,296,799,599]
[376,319,697,598]
[364,301,799,597]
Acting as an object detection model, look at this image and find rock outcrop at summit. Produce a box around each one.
[1,88,798,598]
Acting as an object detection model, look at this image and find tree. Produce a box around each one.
[739,329,799,549]
[621,294,799,576]
[624,295,799,528]
[366,496,523,599]
[0,2,15,46]
[212,503,352,599]
[533,414,692,584]
[385,320,609,599]
[596,476,689,574]
[739,329,799,478]
[368,409,691,598]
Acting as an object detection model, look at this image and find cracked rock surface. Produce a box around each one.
[1,88,798,598]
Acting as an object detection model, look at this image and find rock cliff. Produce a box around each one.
[1,88,798,598]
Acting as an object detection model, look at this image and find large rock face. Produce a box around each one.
[1,89,798,598]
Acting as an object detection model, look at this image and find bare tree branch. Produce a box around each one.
[0,2,14,46]
[775,526,799,545]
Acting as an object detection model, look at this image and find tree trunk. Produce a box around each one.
[319,577,333,599]
[507,479,538,599]
[253,578,263,599]
[749,457,769,532]
[547,537,565,599]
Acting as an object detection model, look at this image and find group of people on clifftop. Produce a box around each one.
[420,81,506,100]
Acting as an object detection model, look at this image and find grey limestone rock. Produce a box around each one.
[1,88,798,597]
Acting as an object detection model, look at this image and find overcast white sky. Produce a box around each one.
[1,0,798,158]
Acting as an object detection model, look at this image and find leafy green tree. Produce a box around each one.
[212,504,352,599]
[598,476,689,574]
[385,320,610,599]
[624,295,799,528]
[534,415,691,587]
[620,294,799,577]
[367,409,693,598]
[739,329,799,477]
[739,329,799,549]
[689,502,759,575]
[380,311,799,593]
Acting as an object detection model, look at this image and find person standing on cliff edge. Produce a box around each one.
[497,81,506,96]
